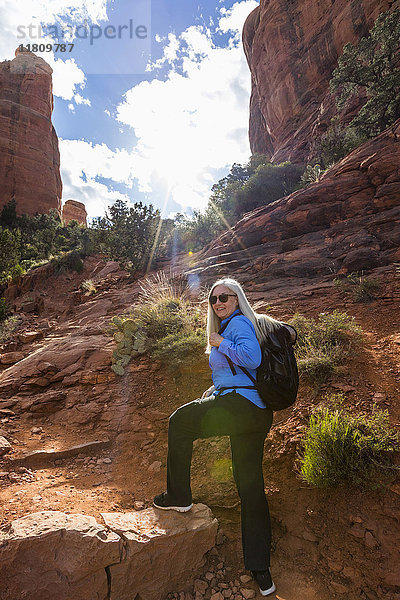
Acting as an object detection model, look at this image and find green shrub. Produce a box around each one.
[334,272,380,302]
[0,298,8,321]
[152,330,207,369]
[0,315,21,344]
[109,271,205,374]
[299,395,399,487]
[0,227,21,284]
[289,311,362,383]
[51,250,84,274]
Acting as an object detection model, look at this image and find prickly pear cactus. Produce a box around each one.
[110,315,147,375]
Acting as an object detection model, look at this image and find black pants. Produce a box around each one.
[166,391,273,570]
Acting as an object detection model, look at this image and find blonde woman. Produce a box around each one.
[154,278,284,596]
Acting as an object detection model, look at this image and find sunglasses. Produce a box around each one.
[209,294,237,304]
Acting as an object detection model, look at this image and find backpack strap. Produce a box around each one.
[218,312,258,385]
[218,313,241,376]
[237,365,257,385]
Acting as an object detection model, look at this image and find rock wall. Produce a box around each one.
[243,0,400,163]
[0,48,62,216]
[0,506,217,600]
[62,199,88,226]
[188,119,400,283]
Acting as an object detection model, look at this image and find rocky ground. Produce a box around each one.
[0,255,399,599]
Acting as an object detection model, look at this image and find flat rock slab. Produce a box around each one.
[101,504,218,600]
[0,511,121,600]
[9,439,111,468]
[0,505,217,600]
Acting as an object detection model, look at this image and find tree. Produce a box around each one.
[92,199,162,272]
[0,227,21,284]
[330,9,400,138]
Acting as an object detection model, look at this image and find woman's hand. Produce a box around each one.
[209,332,224,348]
[201,385,215,399]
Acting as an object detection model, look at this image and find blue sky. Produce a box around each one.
[1,0,259,222]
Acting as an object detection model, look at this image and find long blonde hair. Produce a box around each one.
[205,277,281,353]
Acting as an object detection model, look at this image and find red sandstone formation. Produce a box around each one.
[243,0,400,163]
[189,119,400,284]
[62,199,88,227]
[0,48,62,216]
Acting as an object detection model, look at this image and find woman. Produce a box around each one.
[154,277,281,596]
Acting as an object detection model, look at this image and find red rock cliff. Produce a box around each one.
[0,48,62,216]
[243,0,400,163]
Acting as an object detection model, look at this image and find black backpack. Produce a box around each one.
[218,314,299,411]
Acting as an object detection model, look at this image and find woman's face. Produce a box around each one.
[210,284,238,320]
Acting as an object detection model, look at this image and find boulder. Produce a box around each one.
[0,511,121,600]
[0,334,109,397]
[0,352,25,365]
[102,504,218,600]
[0,506,218,600]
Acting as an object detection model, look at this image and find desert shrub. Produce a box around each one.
[334,272,380,302]
[110,271,206,374]
[0,227,21,284]
[0,315,21,344]
[289,311,362,383]
[51,250,84,274]
[152,330,207,368]
[299,394,399,487]
[316,123,367,167]
[81,279,97,295]
[0,298,8,321]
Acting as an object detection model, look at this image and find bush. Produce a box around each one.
[299,395,399,487]
[109,271,206,374]
[316,123,367,167]
[0,315,21,344]
[0,298,8,321]
[289,311,362,383]
[51,250,84,274]
[152,330,207,368]
[174,157,304,252]
[334,272,380,302]
[0,227,21,284]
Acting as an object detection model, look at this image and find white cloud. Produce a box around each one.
[74,93,91,106]
[116,0,258,213]
[218,1,258,36]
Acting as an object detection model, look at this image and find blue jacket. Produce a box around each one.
[209,309,265,408]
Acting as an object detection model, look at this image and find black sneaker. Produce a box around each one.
[251,569,276,596]
[153,492,193,513]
